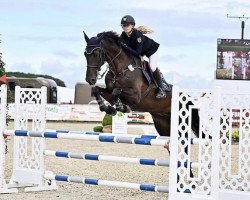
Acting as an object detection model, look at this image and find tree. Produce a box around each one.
[0,37,12,127]
[6,72,66,87]
[0,50,6,84]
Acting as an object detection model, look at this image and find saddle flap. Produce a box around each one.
[141,61,154,85]
[141,61,172,92]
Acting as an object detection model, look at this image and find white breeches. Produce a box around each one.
[149,50,158,72]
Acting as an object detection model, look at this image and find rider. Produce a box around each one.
[119,15,170,99]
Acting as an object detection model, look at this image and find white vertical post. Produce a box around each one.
[169,86,180,200]
[232,66,234,79]
[211,86,221,200]
[39,86,47,180]
[169,87,215,200]
[9,86,57,192]
[25,86,57,192]
[0,84,6,188]
[0,84,17,193]
[11,86,21,177]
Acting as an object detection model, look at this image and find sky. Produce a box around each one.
[0,0,250,88]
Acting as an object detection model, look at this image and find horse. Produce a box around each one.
[83,31,199,138]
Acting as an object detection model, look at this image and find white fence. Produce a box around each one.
[169,80,250,200]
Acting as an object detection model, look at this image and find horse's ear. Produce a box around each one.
[83,31,89,42]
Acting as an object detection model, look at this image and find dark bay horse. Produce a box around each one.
[83,31,199,137]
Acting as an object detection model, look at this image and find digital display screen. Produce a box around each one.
[216,38,250,80]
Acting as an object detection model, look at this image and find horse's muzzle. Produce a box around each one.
[86,77,97,85]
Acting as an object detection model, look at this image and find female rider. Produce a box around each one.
[120,15,171,99]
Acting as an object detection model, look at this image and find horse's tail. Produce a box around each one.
[135,26,154,34]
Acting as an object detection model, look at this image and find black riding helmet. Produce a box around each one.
[121,15,135,26]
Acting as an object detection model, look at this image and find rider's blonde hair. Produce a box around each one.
[134,26,154,34]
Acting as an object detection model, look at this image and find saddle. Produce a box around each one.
[141,61,172,92]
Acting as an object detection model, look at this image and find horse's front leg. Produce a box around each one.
[112,88,131,113]
[91,86,117,116]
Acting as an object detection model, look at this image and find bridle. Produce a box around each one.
[85,42,122,79]
[85,45,105,70]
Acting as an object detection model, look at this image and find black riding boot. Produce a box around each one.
[153,68,166,99]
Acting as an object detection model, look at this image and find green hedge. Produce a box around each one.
[93,114,113,132]
[102,114,112,126]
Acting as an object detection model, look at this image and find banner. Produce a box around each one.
[8,103,154,123]
[112,112,127,134]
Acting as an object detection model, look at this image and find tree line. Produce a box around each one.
[6,72,66,87]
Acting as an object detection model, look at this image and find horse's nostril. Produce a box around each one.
[91,78,96,83]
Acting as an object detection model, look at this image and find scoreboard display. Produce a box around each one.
[216,39,250,80]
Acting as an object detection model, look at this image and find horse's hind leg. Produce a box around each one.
[150,113,171,137]
[91,87,117,116]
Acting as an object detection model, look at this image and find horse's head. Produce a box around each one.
[84,32,106,85]
[84,31,124,85]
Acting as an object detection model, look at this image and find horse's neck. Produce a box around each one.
[107,50,136,72]
[119,52,141,68]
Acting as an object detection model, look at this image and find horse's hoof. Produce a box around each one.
[99,105,107,112]
[115,106,123,112]
[107,105,117,116]
[122,105,131,113]
[110,111,117,116]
